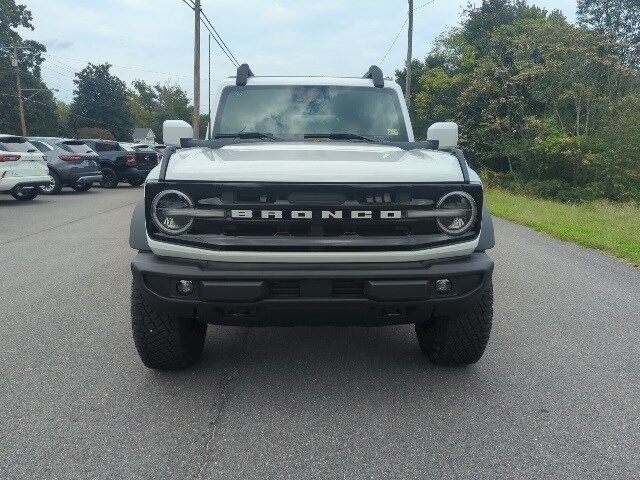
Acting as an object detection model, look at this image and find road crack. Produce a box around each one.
[194,328,253,480]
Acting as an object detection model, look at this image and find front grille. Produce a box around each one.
[145,182,482,252]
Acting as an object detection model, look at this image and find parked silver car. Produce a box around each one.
[28,138,103,194]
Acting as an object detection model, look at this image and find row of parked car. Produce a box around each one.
[0,134,165,201]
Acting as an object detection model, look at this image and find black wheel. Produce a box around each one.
[71,182,92,192]
[415,281,493,366]
[99,168,119,188]
[128,177,145,187]
[10,186,39,201]
[39,171,62,194]
[131,282,207,370]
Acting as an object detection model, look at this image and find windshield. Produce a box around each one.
[214,85,408,142]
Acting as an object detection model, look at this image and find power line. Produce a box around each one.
[42,52,196,78]
[379,0,439,65]
[22,96,123,130]
[179,0,240,67]
[380,18,408,64]
[200,11,240,66]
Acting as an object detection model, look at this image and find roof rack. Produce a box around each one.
[236,63,254,86]
[363,65,384,88]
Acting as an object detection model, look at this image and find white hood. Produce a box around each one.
[153,142,467,183]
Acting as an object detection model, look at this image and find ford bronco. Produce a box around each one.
[129,65,495,370]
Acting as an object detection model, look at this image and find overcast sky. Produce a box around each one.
[20,0,577,108]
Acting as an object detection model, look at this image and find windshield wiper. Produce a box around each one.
[215,132,281,141]
[304,133,380,143]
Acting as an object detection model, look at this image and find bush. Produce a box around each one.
[76,127,115,140]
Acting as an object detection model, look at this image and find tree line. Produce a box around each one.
[396,0,640,202]
[0,0,208,142]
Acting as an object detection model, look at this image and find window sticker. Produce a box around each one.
[387,128,399,136]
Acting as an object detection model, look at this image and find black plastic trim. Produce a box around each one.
[476,205,495,251]
[131,251,494,326]
[363,65,384,88]
[451,148,470,183]
[158,145,176,182]
[236,63,254,86]
[129,199,150,251]
[180,138,439,151]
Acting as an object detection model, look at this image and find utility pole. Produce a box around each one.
[12,45,27,136]
[405,0,413,108]
[193,0,201,139]
[208,34,211,140]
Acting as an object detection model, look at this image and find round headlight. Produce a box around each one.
[151,190,194,235]
[436,191,477,236]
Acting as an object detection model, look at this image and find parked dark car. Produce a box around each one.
[28,137,103,194]
[82,140,158,188]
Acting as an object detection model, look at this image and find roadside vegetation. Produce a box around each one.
[396,0,640,204]
[485,188,640,265]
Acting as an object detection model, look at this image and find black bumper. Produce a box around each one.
[131,252,493,326]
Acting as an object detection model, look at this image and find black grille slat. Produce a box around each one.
[268,280,300,298]
[332,280,365,297]
[267,280,365,298]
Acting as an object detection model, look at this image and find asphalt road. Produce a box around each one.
[1,187,639,480]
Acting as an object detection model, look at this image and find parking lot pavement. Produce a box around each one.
[1,187,639,479]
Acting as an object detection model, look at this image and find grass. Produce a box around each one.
[484,188,640,266]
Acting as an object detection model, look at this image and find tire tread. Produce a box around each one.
[416,282,493,366]
[131,282,206,370]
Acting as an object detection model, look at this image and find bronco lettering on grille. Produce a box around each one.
[229,210,402,220]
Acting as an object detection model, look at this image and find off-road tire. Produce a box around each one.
[10,186,39,201]
[128,178,145,187]
[39,171,62,194]
[131,282,207,370]
[99,168,119,188]
[71,182,92,192]
[415,281,493,366]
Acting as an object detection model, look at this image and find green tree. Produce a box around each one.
[577,0,640,67]
[55,100,72,137]
[69,63,132,140]
[397,0,640,201]
[0,0,59,135]
[129,80,192,141]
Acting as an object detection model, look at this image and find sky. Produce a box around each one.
[19,0,577,110]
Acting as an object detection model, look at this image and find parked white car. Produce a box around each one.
[0,135,51,201]
[128,65,496,370]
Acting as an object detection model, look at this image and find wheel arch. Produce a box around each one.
[476,205,495,251]
[130,199,150,251]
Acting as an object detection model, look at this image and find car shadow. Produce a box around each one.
[147,324,484,398]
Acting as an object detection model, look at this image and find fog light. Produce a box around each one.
[176,280,194,295]
[435,279,452,294]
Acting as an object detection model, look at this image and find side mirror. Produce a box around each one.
[163,120,193,147]
[426,122,458,150]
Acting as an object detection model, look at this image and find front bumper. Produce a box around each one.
[131,252,493,326]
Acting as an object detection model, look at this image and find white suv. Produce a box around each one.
[129,65,495,370]
[0,135,50,201]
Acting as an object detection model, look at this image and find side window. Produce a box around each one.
[31,141,53,152]
[96,142,115,152]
